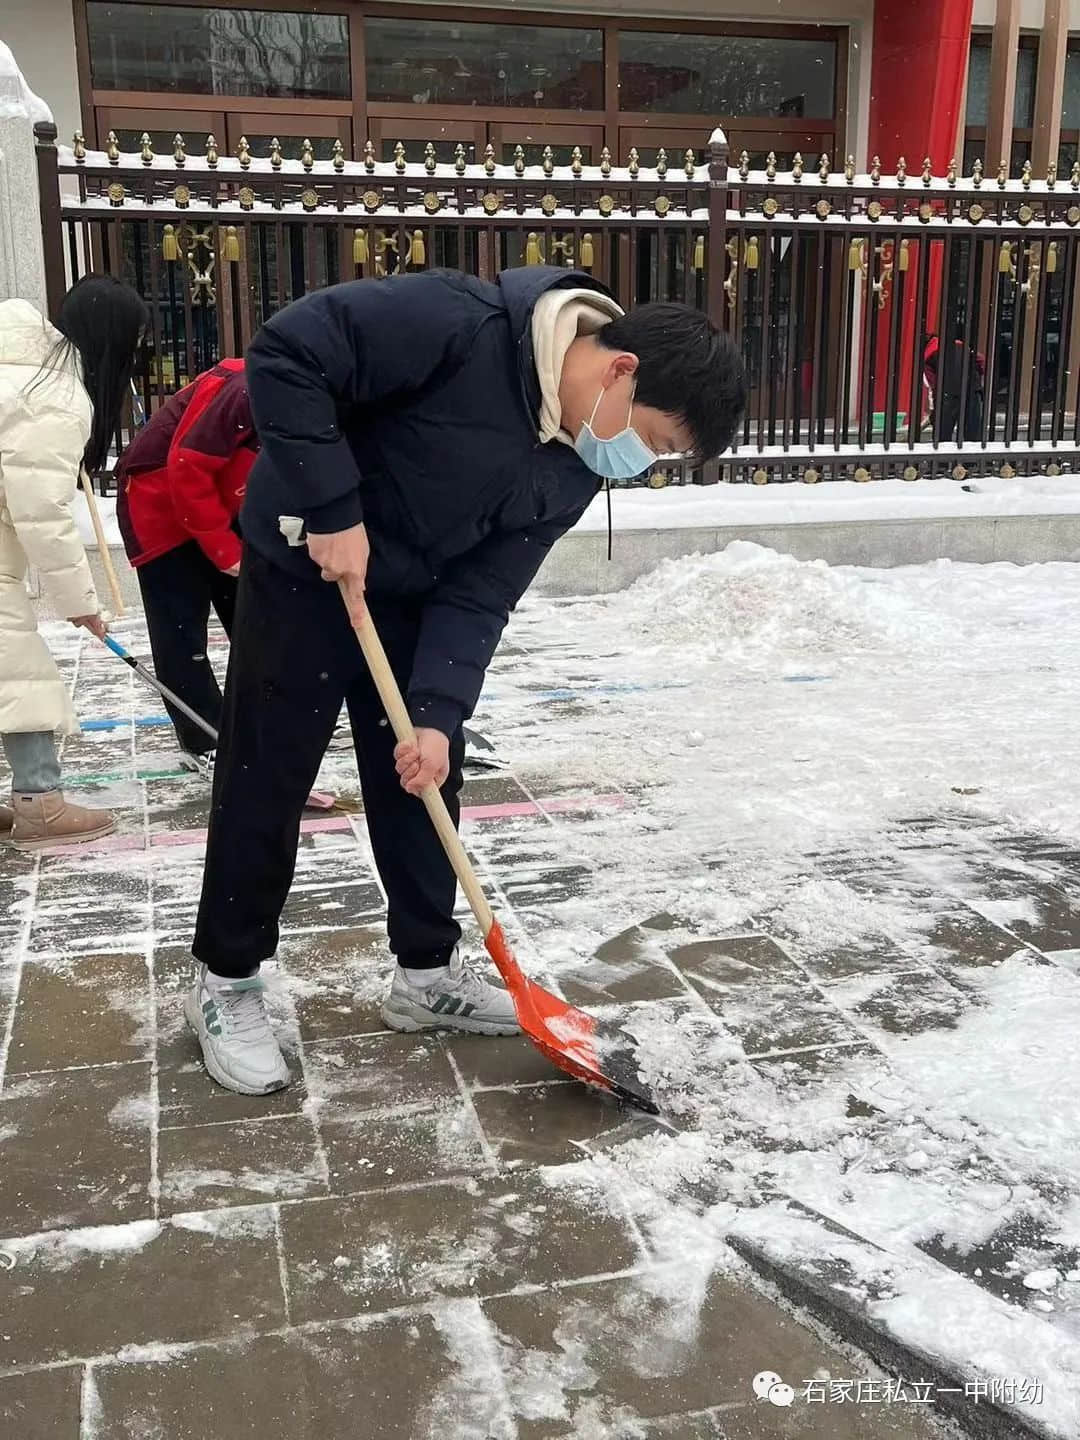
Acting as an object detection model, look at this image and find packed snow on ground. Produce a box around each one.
[470,542,1080,1434]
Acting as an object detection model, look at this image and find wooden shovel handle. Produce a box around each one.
[80,468,125,618]
[341,587,495,939]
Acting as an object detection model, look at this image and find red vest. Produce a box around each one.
[116,359,255,571]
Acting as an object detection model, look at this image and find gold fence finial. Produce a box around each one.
[896,155,907,183]
[237,136,251,169]
[484,143,497,176]
[353,229,368,265]
[745,236,759,269]
[845,154,855,184]
[525,232,542,265]
[571,145,583,177]
[363,140,375,173]
[998,161,1007,188]
[738,149,750,179]
[301,139,315,171]
[455,143,467,175]
[792,151,803,180]
[684,148,696,178]
[410,230,426,267]
[601,146,612,177]
[222,226,240,262]
[206,134,218,168]
[999,239,1013,273]
[628,147,640,178]
[512,144,525,175]
[333,139,345,173]
[921,157,932,185]
[424,142,437,174]
[580,233,594,269]
[140,132,154,166]
[870,154,881,184]
[1048,160,1057,189]
[73,130,87,162]
[656,146,668,177]
[766,150,777,180]
[947,157,957,187]
[973,158,983,187]
[1022,159,1032,189]
[1071,161,1080,189]
[394,141,406,173]
[542,144,554,177]
[818,152,830,181]
[270,138,282,170]
[693,234,705,271]
[106,130,120,165]
[162,224,180,262]
[1047,240,1058,272]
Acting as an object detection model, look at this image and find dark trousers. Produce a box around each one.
[137,542,237,755]
[939,388,984,443]
[192,546,464,978]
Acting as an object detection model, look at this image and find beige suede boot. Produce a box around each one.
[10,790,115,851]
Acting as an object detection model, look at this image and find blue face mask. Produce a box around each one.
[574,387,657,481]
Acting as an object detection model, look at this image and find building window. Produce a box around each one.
[364,16,604,110]
[965,34,1037,129]
[87,4,350,100]
[617,31,836,119]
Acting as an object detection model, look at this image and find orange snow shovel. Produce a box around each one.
[344,594,659,1115]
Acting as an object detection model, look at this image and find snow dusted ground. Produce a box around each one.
[467,543,1080,1434]
[5,541,1080,1434]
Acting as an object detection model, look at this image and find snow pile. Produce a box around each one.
[591,542,943,666]
[0,42,51,125]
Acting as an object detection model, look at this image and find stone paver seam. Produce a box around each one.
[441,1048,501,1174]
[0,851,39,1093]
[272,1203,293,1327]
[78,1362,102,1438]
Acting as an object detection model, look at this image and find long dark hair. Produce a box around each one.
[49,275,149,475]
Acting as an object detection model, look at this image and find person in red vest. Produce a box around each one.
[115,360,253,778]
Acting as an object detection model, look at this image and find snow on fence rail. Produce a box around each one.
[33,121,1080,491]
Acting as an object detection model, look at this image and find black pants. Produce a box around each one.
[137,542,237,755]
[939,388,984,444]
[192,547,464,978]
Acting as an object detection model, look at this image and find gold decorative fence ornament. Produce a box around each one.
[600,147,612,178]
[106,131,120,165]
[549,234,575,266]
[513,145,526,176]
[140,133,154,166]
[221,226,240,262]
[693,235,705,272]
[363,141,376,173]
[334,140,346,173]
[353,229,368,265]
[270,139,282,171]
[571,147,583,178]
[409,230,425,267]
[542,146,555,177]
[73,131,87,162]
[237,136,251,170]
[656,148,668,178]
[628,148,640,179]
[301,139,314,172]
[394,142,406,174]
[738,151,750,180]
[206,135,218,169]
[580,234,594,269]
[484,144,497,177]
[455,144,467,176]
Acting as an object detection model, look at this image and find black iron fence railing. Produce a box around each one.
[34,121,1080,491]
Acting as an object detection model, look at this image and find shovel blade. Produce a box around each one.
[484,922,659,1115]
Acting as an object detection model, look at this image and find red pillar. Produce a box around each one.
[867,0,974,417]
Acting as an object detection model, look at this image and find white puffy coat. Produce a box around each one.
[0,299,98,735]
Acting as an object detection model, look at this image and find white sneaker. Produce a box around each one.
[184,966,291,1094]
[382,950,520,1036]
[179,750,216,782]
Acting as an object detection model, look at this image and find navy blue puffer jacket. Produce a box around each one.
[241,266,607,738]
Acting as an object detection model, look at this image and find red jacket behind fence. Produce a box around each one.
[116,359,255,572]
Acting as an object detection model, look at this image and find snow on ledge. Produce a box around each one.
[576,474,1080,533]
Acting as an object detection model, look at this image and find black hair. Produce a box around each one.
[46,275,149,475]
[597,303,746,461]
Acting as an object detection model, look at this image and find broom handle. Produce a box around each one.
[80,469,125,619]
[342,590,495,939]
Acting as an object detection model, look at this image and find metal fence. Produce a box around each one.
[34,119,1080,489]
